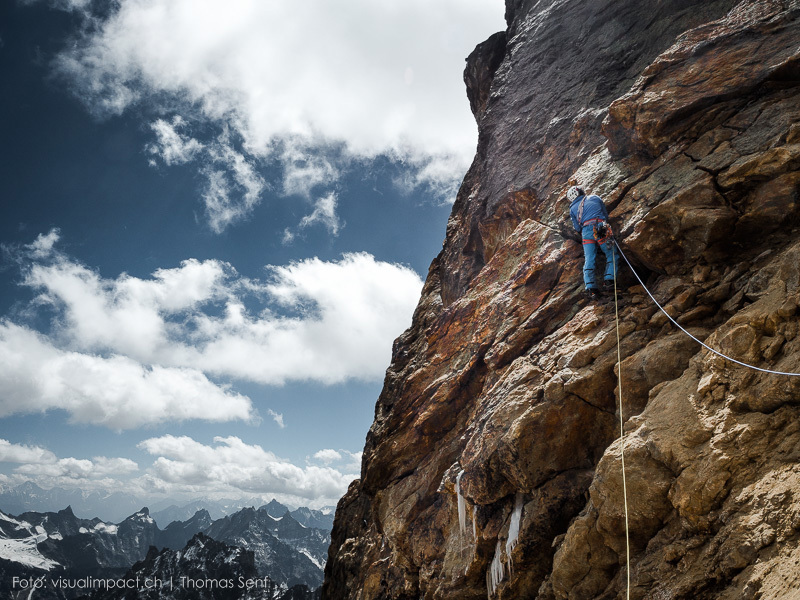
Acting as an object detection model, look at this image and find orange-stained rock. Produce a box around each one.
[322,1,800,599]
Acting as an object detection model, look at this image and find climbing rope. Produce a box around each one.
[611,249,632,600]
[613,240,800,377]
[609,236,800,599]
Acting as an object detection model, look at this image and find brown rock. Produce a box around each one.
[323,1,800,599]
[603,0,800,158]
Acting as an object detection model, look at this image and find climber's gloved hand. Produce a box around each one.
[559,222,580,242]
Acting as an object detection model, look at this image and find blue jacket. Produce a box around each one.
[569,194,609,232]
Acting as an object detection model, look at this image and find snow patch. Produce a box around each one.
[93,522,118,535]
[134,512,155,524]
[78,527,89,534]
[49,532,63,541]
[0,536,60,571]
[299,548,324,570]
[0,512,32,531]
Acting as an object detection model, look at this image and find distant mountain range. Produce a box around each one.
[0,501,331,599]
[0,482,145,525]
[152,499,334,532]
[78,534,319,600]
[0,482,335,528]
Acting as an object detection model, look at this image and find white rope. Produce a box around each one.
[613,240,800,377]
[612,249,632,600]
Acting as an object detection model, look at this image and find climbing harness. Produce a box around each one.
[613,240,800,377]
[577,194,587,225]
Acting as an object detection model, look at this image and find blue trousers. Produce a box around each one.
[581,224,619,289]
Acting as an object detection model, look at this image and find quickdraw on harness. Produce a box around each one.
[581,218,613,246]
[594,220,612,245]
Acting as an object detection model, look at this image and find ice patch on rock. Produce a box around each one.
[506,493,523,568]
[455,470,467,538]
[486,540,504,598]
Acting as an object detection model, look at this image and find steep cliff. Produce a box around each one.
[323,0,800,598]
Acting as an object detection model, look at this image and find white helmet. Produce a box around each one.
[567,186,584,202]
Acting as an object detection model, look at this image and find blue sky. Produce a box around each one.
[0,0,505,509]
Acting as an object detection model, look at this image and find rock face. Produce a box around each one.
[322,1,800,599]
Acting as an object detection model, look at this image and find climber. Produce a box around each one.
[567,185,619,299]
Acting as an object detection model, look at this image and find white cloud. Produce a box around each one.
[146,118,265,232]
[312,449,342,465]
[0,440,56,465]
[281,143,338,199]
[0,437,355,506]
[298,192,341,236]
[90,457,140,476]
[202,133,266,232]
[45,0,504,217]
[186,252,421,384]
[25,229,61,259]
[267,409,285,429]
[24,250,232,359]
[138,435,357,500]
[147,116,204,166]
[394,152,469,203]
[19,236,423,385]
[0,321,255,429]
[19,0,91,10]
[310,448,362,472]
[0,439,139,482]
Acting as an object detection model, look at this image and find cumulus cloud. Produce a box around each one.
[40,0,504,222]
[0,439,139,482]
[19,232,423,386]
[52,0,499,156]
[0,436,356,505]
[0,321,255,428]
[138,435,357,500]
[310,449,361,472]
[0,439,57,465]
[312,449,342,465]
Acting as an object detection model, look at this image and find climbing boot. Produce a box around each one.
[603,279,615,291]
[584,288,603,300]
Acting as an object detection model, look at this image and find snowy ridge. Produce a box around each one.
[0,511,60,571]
